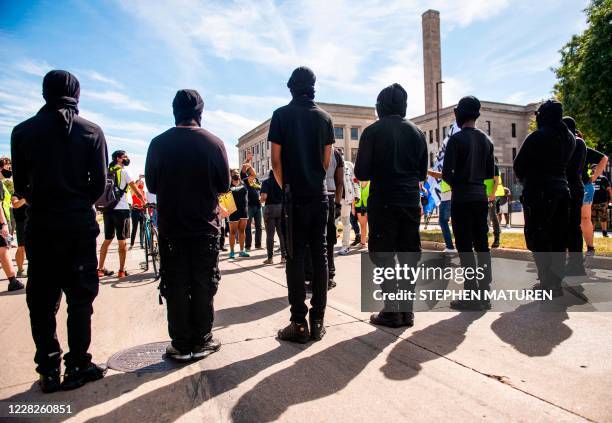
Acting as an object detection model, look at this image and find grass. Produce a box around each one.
[420,230,612,256]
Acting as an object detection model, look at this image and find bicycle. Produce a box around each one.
[140,203,160,280]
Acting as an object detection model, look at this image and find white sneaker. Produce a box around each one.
[443,248,457,253]
[505,225,511,230]
[338,247,349,256]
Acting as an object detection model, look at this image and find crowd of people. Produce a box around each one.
[3,67,609,394]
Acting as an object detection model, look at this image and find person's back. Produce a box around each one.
[146,126,229,239]
[271,99,333,198]
[355,83,427,208]
[12,110,107,233]
[442,127,494,202]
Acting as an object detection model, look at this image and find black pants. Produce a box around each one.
[159,235,220,353]
[130,208,144,247]
[26,228,99,374]
[368,203,421,312]
[522,191,570,289]
[350,211,360,235]
[284,197,328,322]
[264,204,286,259]
[451,201,492,293]
[245,206,262,249]
[326,195,337,280]
[567,188,584,269]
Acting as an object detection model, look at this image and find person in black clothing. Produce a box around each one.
[562,116,587,274]
[261,169,286,264]
[145,89,229,362]
[269,66,333,343]
[442,96,495,311]
[580,146,608,255]
[514,100,577,297]
[229,170,249,258]
[244,174,262,250]
[355,83,428,328]
[11,70,108,392]
[592,173,611,237]
[11,192,28,277]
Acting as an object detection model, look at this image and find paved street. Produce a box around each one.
[1,235,611,422]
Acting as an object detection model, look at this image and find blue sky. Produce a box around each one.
[0,0,589,173]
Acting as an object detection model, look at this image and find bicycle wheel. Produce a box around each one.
[150,225,160,279]
[143,221,150,271]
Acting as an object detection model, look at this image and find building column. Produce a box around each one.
[344,125,350,161]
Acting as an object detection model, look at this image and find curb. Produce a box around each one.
[421,241,612,270]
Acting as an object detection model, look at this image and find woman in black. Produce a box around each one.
[260,169,286,264]
[229,170,249,258]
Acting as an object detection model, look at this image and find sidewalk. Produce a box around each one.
[0,239,611,422]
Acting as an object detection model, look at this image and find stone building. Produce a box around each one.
[237,9,538,173]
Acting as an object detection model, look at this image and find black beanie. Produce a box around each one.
[287,66,316,99]
[172,89,204,126]
[536,100,563,128]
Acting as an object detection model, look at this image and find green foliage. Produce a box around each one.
[554,0,611,152]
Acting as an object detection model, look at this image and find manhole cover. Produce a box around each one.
[108,341,186,373]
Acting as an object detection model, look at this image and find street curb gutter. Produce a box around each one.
[422,241,612,270]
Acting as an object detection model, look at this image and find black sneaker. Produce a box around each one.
[192,338,221,360]
[309,316,326,341]
[8,277,24,291]
[328,280,337,290]
[450,299,485,311]
[165,345,192,362]
[277,322,310,344]
[370,312,406,328]
[603,232,608,238]
[402,312,415,327]
[491,239,500,249]
[39,368,61,393]
[585,246,595,257]
[61,363,107,391]
[350,234,361,247]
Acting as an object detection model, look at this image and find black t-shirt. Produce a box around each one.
[442,127,495,203]
[354,116,427,208]
[261,177,283,205]
[268,96,335,199]
[583,147,605,184]
[145,126,230,238]
[12,193,28,222]
[567,137,586,192]
[593,175,610,204]
[243,178,261,209]
[230,183,248,214]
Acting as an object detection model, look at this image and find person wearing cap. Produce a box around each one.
[514,100,577,297]
[442,95,495,310]
[11,70,108,392]
[355,83,428,328]
[562,116,587,274]
[269,66,334,343]
[146,89,230,361]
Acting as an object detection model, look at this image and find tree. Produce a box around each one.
[554,0,611,152]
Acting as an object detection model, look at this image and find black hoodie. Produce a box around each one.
[354,84,428,208]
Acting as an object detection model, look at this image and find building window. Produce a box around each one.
[486,121,491,135]
[511,123,516,138]
[443,126,447,139]
[351,148,359,162]
[512,147,517,160]
[334,126,344,139]
[350,127,359,140]
[429,152,434,167]
[429,130,433,144]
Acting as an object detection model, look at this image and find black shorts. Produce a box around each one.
[15,220,26,247]
[0,233,7,248]
[356,206,367,216]
[103,209,131,240]
[229,208,248,222]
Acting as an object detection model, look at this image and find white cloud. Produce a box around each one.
[83,70,123,88]
[15,59,53,77]
[82,90,151,112]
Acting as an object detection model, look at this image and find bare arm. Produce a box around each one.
[428,169,442,178]
[323,144,332,171]
[128,181,146,203]
[591,155,609,182]
[271,143,283,187]
[334,165,344,204]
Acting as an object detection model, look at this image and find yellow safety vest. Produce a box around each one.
[1,183,11,225]
[485,175,505,196]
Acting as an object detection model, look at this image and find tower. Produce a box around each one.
[422,9,442,114]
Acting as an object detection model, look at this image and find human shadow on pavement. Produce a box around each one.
[213,296,288,330]
[0,288,26,296]
[83,341,304,422]
[380,311,485,381]
[490,301,575,357]
[229,326,402,422]
[3,367,180,422]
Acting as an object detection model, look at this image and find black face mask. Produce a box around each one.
[122,158,130,166]
[1,169,12,178]
[231,175,240,181]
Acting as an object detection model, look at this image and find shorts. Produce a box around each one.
[592,202,608,223]
[103,209,131,240]
[15,220,26,247]
[356,206,367,216]
[583,183,595,205]
[0,233,7,248]
[229,208,248,222]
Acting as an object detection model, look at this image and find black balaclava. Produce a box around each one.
[536,100,563,129]
[287,66,316,99]
[562,116,576,135]
[41,70,80,135]
[376,83,407,118]
[172,89,204,126]
[454,95,481,127]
